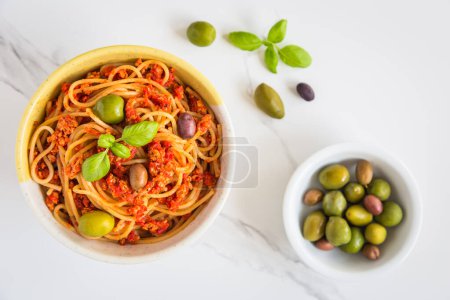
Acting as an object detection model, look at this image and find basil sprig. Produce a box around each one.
[82,121,158,182]
[228,19,311,73]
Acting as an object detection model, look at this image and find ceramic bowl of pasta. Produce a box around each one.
[16,45,235,263]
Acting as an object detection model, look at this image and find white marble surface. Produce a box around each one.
[1,0,449,299]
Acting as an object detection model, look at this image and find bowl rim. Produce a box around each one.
[15,45,235,263]
[282,142,422,280]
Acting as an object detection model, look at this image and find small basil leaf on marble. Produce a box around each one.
[228,32,262,51]
[267,19,287,44]
[278,45,312,68]
[264,44,278,73]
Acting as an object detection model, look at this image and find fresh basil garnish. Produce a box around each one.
[82,151,110,182]
[97,134,115,149]
[82,121,158,181]
[121,121,158,147]
[110,142,131,159]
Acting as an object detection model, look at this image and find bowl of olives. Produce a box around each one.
[283,143,422,279]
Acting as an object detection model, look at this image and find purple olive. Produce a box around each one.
[296,83,315,101]
[363,195,383,216]
[177,112,196,139]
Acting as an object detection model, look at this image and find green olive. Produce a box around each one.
[365,223,387,245]
[302,210,327,242]
[318,164,350,190]
[345,204,373,226]
[93,94,125,124]
[343,182,365,203]
[375,201,403,227]
[78,210,115,238]
[186,21,216,47]
[322,191,347,217]
[368,178,391,201]
[325,216,351,246]
[340,227,365,254]
[254,83,285,119]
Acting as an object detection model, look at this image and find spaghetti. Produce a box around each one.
[28,59,222,244]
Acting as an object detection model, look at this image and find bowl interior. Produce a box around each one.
[16,45,234,263]
[283,143,421,279]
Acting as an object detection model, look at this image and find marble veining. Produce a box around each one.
[260,119,299,169]
[200,214,343,300]
[0,18,57,98]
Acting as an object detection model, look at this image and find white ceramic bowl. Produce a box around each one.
[16,45,235,263]
[283,143,422,279]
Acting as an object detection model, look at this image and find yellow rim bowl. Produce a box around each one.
[15,45,235,263]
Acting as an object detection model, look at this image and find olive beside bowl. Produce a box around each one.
[283,143,422,279]
[15,45,236,263]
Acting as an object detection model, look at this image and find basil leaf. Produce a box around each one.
[278,45,312,68]
[97,134,115,149]
[82,151,110,182]
[121,121,158,147]
[228,32,262,51]
[267,19,287,43]
[110,143,131,159]
[264,44,278,73]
